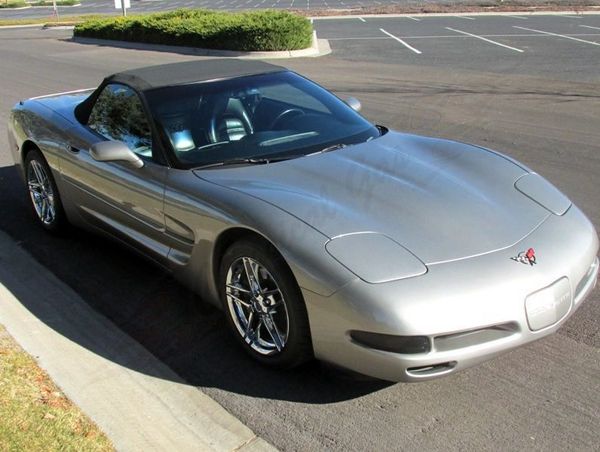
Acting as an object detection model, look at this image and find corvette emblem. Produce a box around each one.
[511,248,537,266]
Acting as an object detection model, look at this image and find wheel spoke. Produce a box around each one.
[257,319,262,342]
[244,311,255,340]
[30,162,41,184]
[262,314,284,352]
[242,257,263,292]
[242,257,254,287]
[32,162,46,186]
[40,199,48,220]
[46,202,55,222]
[250,261,262,286]
[227,292,251,308]
[28,181,42,191]
[226,283,250,294]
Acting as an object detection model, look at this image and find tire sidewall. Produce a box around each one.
[219,240,312,368]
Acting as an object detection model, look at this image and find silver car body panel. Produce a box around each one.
[8,86,599,382]
[197,131,556,265]
[303,205,598,381]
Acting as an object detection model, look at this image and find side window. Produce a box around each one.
[88,83,153,158]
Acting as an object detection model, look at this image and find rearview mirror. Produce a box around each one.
[345,97,362,112]
[90,141,144,169]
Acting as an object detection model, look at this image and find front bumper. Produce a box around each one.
[303,205,599,382]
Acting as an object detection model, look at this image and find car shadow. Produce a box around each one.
[0,164,390,403]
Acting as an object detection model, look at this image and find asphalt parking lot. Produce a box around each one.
[0,14,598,451]
[1,0,428,19]
[316,14,600,82]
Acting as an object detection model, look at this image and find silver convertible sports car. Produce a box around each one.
[8,60,598,381]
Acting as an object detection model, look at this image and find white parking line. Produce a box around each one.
[580,24,600,31]
[505,15,528,20]
[406,16,420,21]
[327,33,600,41]
[358,17,366,22]
[379,28,422,54]
[454,15,476,20]
[561,15,583,19]
[514,26,600,47]
[446,27,524,52]
[328,37,392,40]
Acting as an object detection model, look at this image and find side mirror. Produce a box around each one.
[345,97,362,112]
[90,141,144,169]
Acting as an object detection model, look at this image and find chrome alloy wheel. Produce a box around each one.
[27,160,56,225]
[225,257,290,355]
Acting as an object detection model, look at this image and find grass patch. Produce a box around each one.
[74,9,314,51]
[0,14,106,26]
[0,325,113,451]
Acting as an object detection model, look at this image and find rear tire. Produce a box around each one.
[219,239,313,368]
[25,149,67,233]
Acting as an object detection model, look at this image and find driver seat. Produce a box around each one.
[208,96,254,143]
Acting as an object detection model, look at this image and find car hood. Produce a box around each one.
[196,131,550,265]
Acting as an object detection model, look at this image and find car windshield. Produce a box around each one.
[144,71,380,169]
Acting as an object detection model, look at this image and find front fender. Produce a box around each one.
[9,100,74,183]
[163,168,357,307]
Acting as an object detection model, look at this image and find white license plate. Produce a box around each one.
[525,277,572,331]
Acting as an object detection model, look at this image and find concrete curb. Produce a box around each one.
[0,23,77,28]
[0,229,277,452]
[0,23,46,28]
[71,30,331,59]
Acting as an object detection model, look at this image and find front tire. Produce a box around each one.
[219,239,313,368]
[25,149,67,233]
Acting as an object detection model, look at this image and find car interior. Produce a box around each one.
[143,70,381,168]
[155,88,331,164]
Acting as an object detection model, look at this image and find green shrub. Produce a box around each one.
[29,0,80,5]
[74,9,313,51]
[31,0,81,5]
[0,0,27,8]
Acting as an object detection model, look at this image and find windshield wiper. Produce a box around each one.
[321,143,348,153]
[194,144,349,170]
[194,157,272,170]
[308,143,347,157]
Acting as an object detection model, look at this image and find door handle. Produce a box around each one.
[68,146,80,153]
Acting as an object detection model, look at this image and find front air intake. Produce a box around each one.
[406,361,457,377]
[350,330,431,354]
[434,322,519,352]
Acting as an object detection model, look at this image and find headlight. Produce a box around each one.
[325,233,427,283]
[515,173,571,215]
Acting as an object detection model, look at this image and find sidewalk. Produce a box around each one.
[0,229,275,451]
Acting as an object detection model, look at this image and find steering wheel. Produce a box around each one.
[269,108,305,130]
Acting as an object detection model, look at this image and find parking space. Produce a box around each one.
[314,14,600,82]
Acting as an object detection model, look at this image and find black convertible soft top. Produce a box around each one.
[75,59,285,123]
[107,59,285,91]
